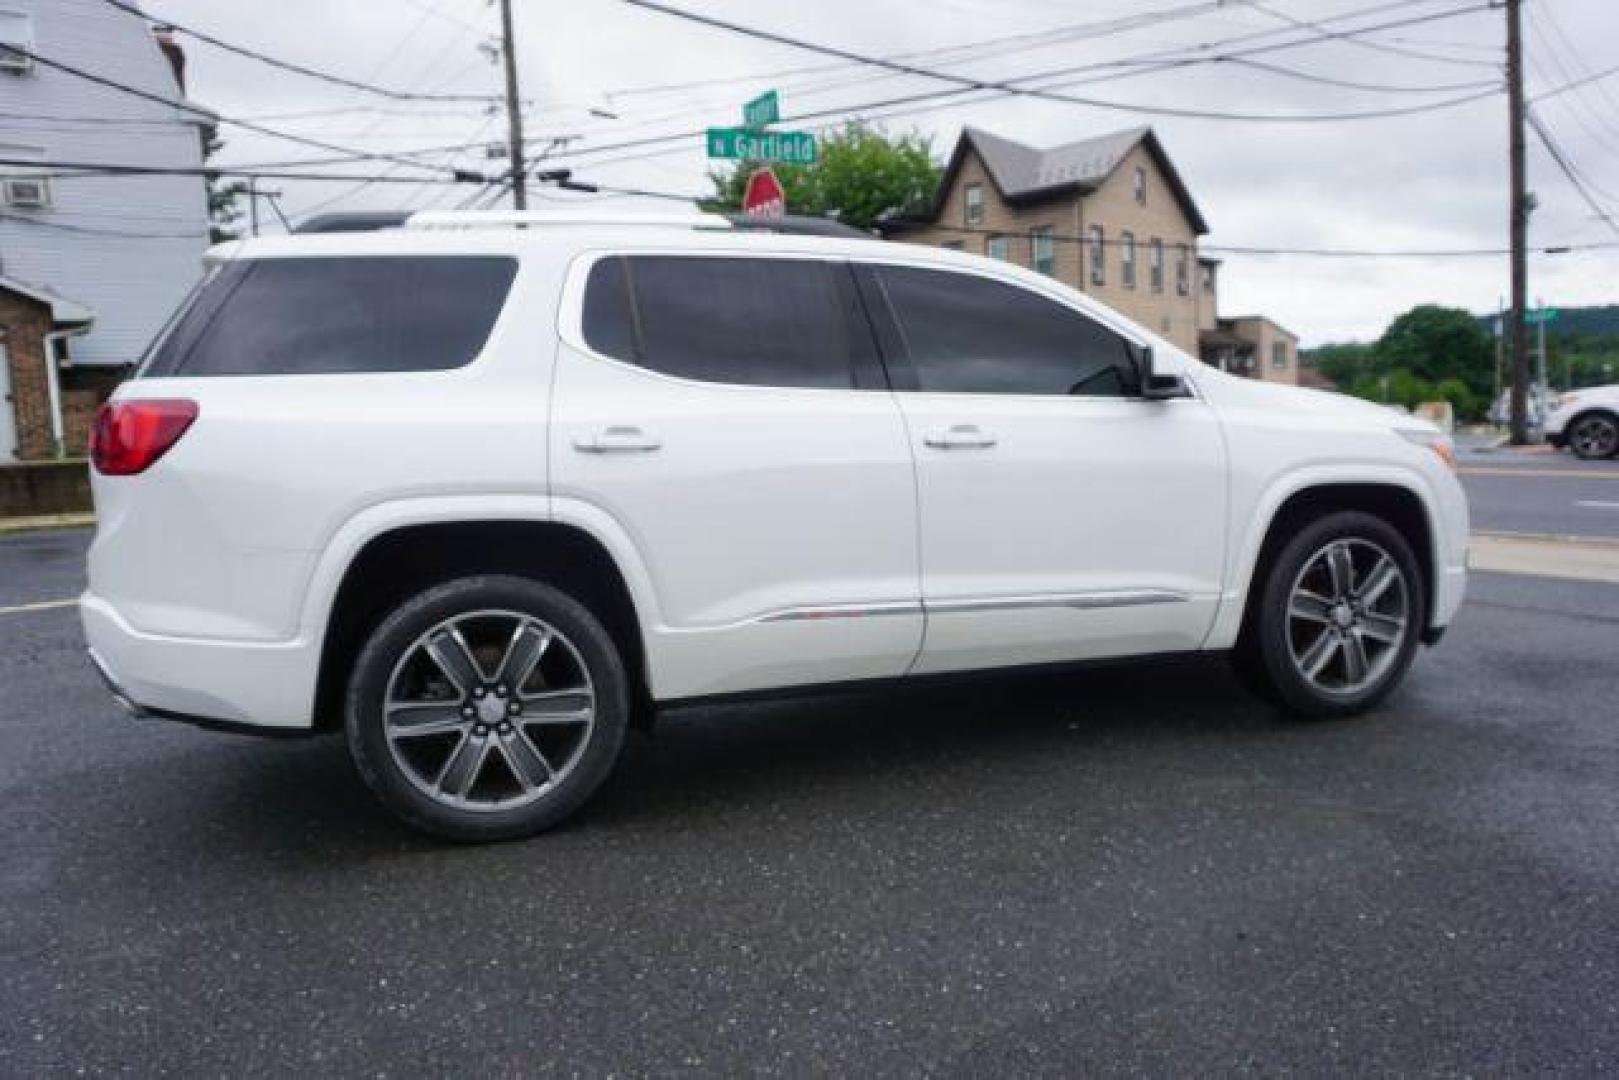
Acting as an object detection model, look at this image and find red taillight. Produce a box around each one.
[90,399,198,476]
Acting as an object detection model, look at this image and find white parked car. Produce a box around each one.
[1545,385,1619,459]
[83,211,1469,841]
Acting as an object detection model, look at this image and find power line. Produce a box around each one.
[0,212,206,240]
[1217,57,1499,94]
[17,47,473,177]
[96,0,495,102]
[906,222,1619,258]
[618,0,1500,124]
[210,0,1508,179]
[606,0,1257,103]
[1526,109,1619,238]
[1243,0,1500,69]
[8,154,1615,263]
[0,156,482,186]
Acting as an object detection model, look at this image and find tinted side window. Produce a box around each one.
[875,266,1140,397]
[142,256,517,377]
[581,255,859,390]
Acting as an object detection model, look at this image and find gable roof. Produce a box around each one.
[919,125,1209,235]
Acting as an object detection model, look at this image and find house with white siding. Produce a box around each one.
[0,0,208,460]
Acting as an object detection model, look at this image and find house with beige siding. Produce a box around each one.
[884,125,1298,384]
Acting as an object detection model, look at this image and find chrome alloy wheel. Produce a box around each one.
[1569,414,1619,459]
[1285,539,1410,696]
[382,609,596,812]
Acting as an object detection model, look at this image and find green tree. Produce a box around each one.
[1310,341,1377,387]
[706,124,940,230]
[1375,304,1495,401]
[1434,377,1475,418]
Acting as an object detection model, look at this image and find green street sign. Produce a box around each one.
[706,126,817,163]
[1526,307,1559,324]
[742,89,779,129]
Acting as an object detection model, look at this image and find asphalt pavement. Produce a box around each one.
[2,527,1617,1075]
[1459,440,1619,539]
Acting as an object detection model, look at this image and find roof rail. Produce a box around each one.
[404,209,732,231]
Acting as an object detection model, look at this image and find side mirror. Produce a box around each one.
[1139,345,1188,401]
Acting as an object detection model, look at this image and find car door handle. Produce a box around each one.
[573,426,662,453]
[924,424,997,450]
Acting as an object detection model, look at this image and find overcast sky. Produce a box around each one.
[150,0,1619,345]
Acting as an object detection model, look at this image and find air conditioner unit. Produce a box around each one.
[3,176,50,208]
[0,46,32,74]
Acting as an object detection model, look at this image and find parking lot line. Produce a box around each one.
[0,598,78,618]
[1575,500,1619,510]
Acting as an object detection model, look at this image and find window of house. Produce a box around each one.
[1088,224,1105,286]
[0,12,35,73]
[1133,166,1146,205]
[1031,228,1055,276]
[964,182,984,226]
[141,256,518,377]
[1121,232,1136,289]
[874,265,1142,398]
[1176,245,1190,296]
[986,234,1009,262]
[1202,264,1216,294]
[1271,341,1290,369]
[1149,238,1164,293]
[583,255,865,390]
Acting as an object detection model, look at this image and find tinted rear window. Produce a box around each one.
[581,255,860,390]
[141,255,517,377]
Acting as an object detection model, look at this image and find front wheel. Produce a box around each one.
[1567,412,1619,460]
[1236,511,1426,718]
[345,575,630,842]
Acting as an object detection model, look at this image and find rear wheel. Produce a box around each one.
[1236,511,1426,718]
[345,575,629,841]
[1568,411,1619,460]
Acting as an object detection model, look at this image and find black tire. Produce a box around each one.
[345,574,630,842]
[1567,411,1619,460]
[1235,510,1427,719]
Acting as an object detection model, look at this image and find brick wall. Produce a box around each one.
[0,291,57,461]
[0,460,93,516]
[61,367,123,456]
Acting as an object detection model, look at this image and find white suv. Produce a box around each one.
[82,211,1468,841]
[1545,384,1619,459]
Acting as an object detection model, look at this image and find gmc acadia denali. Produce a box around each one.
[82,210,1468,841]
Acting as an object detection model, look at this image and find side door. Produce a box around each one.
[550,251,922,701]
[854,260,1228,676]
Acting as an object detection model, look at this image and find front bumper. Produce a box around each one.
[80,593,320,732]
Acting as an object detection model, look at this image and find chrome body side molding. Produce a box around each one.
[756,589,1190,624]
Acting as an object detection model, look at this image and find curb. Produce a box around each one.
[1473,529,1619,550]
[0,512,96,536]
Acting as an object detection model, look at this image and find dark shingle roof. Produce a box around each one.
[965,124,1151,199]
[897,125,1209,236]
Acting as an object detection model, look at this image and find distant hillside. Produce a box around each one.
[1477,304,1619,340]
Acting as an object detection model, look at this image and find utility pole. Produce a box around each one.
[247,175,259,237]
[1506,0,1531,443]
[497,0,527,210]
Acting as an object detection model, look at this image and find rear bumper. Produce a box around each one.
[80,593,319,731]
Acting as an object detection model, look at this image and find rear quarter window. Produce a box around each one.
[580,254,867,390]
[140,255,518,377]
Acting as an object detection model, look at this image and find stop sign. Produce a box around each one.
[741,168,786,218]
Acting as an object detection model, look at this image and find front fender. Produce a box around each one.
[1203,463,1449,650]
